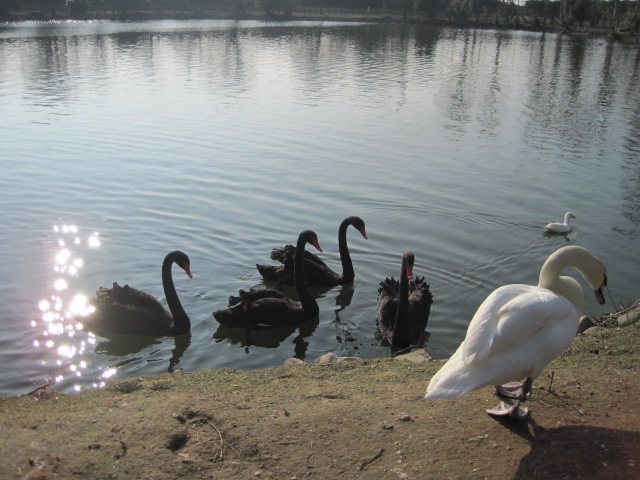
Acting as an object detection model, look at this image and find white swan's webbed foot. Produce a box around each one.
[488,377,533,420]
[486,400,530,420]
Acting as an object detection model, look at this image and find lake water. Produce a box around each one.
[1,19,638,396]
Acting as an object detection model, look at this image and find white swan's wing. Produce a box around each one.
[489,289,573,359]
[461,285,555,364]
[545,222,571,232]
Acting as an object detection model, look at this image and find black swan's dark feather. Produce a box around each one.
[81,251,192,336]
[227,288,287,306]
[256,216,367,287]
[377,251,433,349]
[214,230,322,328]
[270,244,328,268]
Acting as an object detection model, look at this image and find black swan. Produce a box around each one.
[213,230,322,328]
[81,251,192,336]
[256,216,367,287]
[377,251,433,349]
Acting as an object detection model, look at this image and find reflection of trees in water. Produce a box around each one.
[620,103,640,237]
[19,22,449,122]
[28,36,73,106]
[618,51,640,237]
[436,29,477,132]
[18,26,253,109]
[480,31,506,133]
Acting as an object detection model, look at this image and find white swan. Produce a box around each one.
[425,245,607,420]
[544,212,576,233]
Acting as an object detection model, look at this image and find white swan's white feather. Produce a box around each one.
[461,286,569,364]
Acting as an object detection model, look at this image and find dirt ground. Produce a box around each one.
[1,318,639,480]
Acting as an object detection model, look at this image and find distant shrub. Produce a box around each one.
[68,0,89,13]
[0,0,20,15]
[621,3,640,32]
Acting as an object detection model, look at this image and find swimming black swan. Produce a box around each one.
[81,251,193,336]
[256,216,367,287]
[425,245,607,420]
[377,251,433,350]
[214,230,323,328]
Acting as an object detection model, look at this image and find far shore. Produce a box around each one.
[2,8,638,44]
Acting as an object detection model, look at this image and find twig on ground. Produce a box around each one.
[115,440,127,459]
[547,371,555,393]
[206,420,242,462]
[359,448,385,470]
[22,382,54,397]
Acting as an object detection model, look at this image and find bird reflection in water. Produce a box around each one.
[334,285,355,314]
[93,332,191,373]
[213,283,357,358]
[331,285,362,352]
[213,319,318,359]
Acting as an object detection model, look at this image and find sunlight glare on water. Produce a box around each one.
[31,225,106,391]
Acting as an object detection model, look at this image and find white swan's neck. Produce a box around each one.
[542,274,584,313]
[537,246,606,313]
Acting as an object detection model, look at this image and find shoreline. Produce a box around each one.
[2,10,637,44]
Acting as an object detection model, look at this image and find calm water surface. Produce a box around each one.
[1,20,639,396]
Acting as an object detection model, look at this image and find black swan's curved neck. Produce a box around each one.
[338,219,355,283]
[163,254,190,334]
[295,233,319,318]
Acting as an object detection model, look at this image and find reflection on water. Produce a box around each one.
[31,225,107,391]
[1,20,639,396]
[213,320,318,359]
[169,333,192,372]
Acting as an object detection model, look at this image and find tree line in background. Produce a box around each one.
[1,0,639,33]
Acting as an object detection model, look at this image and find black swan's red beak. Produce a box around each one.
[406,265,414,281]
[183,265,193,279]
